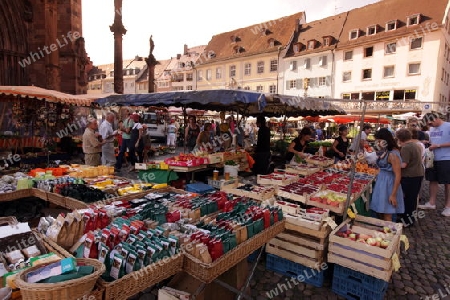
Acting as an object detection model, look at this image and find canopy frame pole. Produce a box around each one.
[183,105,187,153]
[343,100,368,221]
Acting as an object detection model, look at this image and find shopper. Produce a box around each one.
[252,116,271,175]
[332,125,349,163]
[130,114,144,165]
[406,117,428,147]
[396,128,424,226]
[185,116,200,152]
[418,112,450,216]
[115,109,136,172]
[166,119,177,151]
[195,122,213,152]
[99,112,117,166]
[370,128,404,222]
[286,127,313,163]
[82,116,105,166]
[349,124,372,153]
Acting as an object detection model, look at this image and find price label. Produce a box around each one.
[400,235,410,251]
[391,253,401,271]
[323,217,337,230]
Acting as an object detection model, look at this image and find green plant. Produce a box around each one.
[224,160,238,166]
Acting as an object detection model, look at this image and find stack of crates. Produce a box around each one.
[332,265,389,300]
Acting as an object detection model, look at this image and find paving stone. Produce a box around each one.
[286,290,294,297]
[303,289,313,296]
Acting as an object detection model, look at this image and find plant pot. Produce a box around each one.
[224,165,239,177]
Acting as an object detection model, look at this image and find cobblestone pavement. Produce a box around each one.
[116,151,450,299]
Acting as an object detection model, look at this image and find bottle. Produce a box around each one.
[318,146,324,157]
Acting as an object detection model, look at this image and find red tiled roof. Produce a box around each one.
[337,0,448,49]
[200,11,305,65]
[288,12,348,57]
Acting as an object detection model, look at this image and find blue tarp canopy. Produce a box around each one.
[94,89,266,112]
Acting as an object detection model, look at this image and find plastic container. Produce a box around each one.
[266,254,326,288]
[185,183,215,194]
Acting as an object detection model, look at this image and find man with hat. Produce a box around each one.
[82,116,105,166]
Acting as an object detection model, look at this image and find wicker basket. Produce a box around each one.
[32,188,48,201]
[64,197,89,210]
[15,258,105,300]
[183,220,285,283]
[46,192,66,208]
[34,231,73,259]
[99,253,183,300]
[0,189,33,202]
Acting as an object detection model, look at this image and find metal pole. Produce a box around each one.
[183,106,187,153]
[343,100,368,221]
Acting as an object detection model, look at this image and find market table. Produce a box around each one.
[138,169,179,184]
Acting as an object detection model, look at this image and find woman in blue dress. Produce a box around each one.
[370,128,404,221]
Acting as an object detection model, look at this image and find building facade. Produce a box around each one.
[0,0,90,94]
[196,12,306,93]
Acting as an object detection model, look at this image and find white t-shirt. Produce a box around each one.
[167,124,177,134]
[429,122,450,161]
[350,131,367,151]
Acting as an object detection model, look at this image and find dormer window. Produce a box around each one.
[293,43,303,53]
[268,38,275,47]
[323,36,332,46]
[407,14,421,26]
[207,50,216,59]
[260,28,271,36]
[233,45,245,54]
[230,35,240,43]
[178,62,185,68]
[349,29,359,40]
[367,25,377,36]
[307,40,316,50]
[386,20,397,31]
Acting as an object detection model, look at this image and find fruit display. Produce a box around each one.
[164,153,209,167]
[257,171,299,186]
[298,171,343,185]
[325,182,365,195]
[284,164,321,176]
[335,227,393,248]
[277,182,321,203]
[356,162,379,175]
[305,155,334,167]
[223,184,277,201]
[309,191,346,207]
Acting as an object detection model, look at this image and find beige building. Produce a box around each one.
[135,59,171,93]
[196,12,306,93]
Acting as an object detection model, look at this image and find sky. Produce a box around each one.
[83,0,380,65]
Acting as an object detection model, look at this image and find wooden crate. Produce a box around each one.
[276,189,310,204]
[266,218,331,269]
[221,184,276,201]
[328,215,403,282]
[208,153,224,164]
[257,173,299,186]
[305,157,334,167]
[283,165,322,176]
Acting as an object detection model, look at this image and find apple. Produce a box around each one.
[348,233,357,241]
[383,226,391,234]
[376,241,381,247]
[375,237,383,242]
[366,238,377,246]
[345,230,352,235]
[359,234,372,240]
[380,240,390,249]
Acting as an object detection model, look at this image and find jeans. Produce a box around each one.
[398,176,423,226]
[115,138,136,169]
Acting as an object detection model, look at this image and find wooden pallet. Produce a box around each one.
[328,215,403,282]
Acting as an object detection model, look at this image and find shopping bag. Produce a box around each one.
[364,150,377,165]
[424,148,434,169]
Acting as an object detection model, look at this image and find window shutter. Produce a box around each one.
[296,79,302,89]
[326,76,331,86]
[286,81,290,90]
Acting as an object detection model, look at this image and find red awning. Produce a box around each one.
[319,115,390,124]
[0,86,101,106]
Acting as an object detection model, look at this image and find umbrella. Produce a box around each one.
[319,115,390,124]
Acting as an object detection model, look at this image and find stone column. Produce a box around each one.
[110,0,127,94]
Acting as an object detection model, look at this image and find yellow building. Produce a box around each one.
[196,12,305,93]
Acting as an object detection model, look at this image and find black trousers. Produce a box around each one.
[398,176,423,226]
[252,152,271,175]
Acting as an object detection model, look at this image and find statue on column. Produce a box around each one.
[146,35,159,93]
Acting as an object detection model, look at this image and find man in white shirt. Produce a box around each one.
[99,112,117,166]
[349,124,372,153]
[418,112,450,216]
